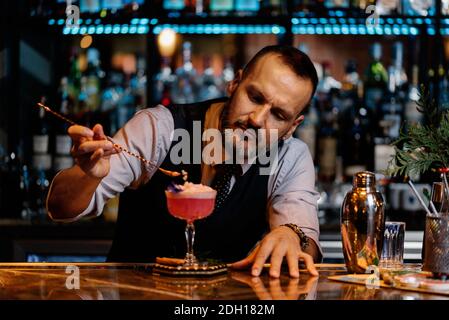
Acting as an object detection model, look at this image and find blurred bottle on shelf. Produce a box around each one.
[439,65,449,111]
[443,0,449,14]
[260,0,288,15]
[80,0,101,13]
[340,83,374,181]
[198,55,222,101]
[163,0,186,13]
[402,0,435,16]
[103,0,124,13]
[364,42,388,117]
[221,57,235,92]
[32,97,52,175]
[341,59,360,115]
[53,77,74,173]
[294,100,318,160]
[404,65,422,126]
[325,0,350,8]
[172,41,198,104]
[154,56,174,104]
[85,48,104,112]
[376,0,401,15]
[209,0,234,15]
[235,0,260,15]
[131,55,147,110]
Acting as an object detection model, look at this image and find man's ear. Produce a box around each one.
[226,69,243,96]
[284,115,305,140]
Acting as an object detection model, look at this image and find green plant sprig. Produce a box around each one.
[387,85,449,177]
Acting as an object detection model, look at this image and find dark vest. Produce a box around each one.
[107,98,270,263]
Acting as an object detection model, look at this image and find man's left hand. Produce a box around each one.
[230,226,319,278]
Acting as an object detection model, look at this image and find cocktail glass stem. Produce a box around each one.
[184,222,197,265]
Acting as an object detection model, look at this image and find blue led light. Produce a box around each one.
[121,25,129,34]
[425,18,431,25]
[397,18,403,24]
[319,18,327,24]
[291,18,299,25]
[348,18,356,24]
[350,25,357,34]
[333,26,341,34]
[342,25,349,34]
[307,26,315,34]
[79,26,87,34]
[406,18,413,24]
[104,25,112,34]
[385,26,392,35]
[48,19,55,25]
[88,26,95,34]
[298,26,306,34]
[376,26,384,35]
[401,26,409,35]
[387,18,394,24]
[316,26,323,34]
[150,18,158,25]
[131,18,139,25]
[57,19,65,25]
[95,19,101,25]
[85,19,92,25]
[428,27,435,35]
[63,27,70,34]
[272,25,281,34]
[445,19,449,25]
[416,18,423,24]
[324,26,332,34]
[152,26,160,34]
[96,25,104,34]
[140,18,149,25]
[137,26,147,34]
[410,27,418,35]
[338,18,346,24]
[358,26,366,35]
[366,26,375,35]
[329,18,337,24]
[310,18,318,24]
[301,18,309,24]
[335,10,344,17]
[71,27,78,35]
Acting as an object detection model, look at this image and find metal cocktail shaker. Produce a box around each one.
[341,171,385,273]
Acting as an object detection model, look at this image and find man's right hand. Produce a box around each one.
[68,124,119,179]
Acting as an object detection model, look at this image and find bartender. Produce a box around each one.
[47,45,321,278]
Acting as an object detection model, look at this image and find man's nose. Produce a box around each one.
[248,104,270,128]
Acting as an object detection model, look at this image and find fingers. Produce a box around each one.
[90,148,104,163]
[286,249,300,278]
[68,125,94,143]
[252,240,274,277]
[74,140,114,156]
[269,245,286,278]
[93,124,106,140]
[299,251,319,277]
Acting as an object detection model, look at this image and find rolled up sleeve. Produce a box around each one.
[267,138,322,258]
[74,105,174,219]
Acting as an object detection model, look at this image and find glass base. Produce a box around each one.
[152,262,228,277]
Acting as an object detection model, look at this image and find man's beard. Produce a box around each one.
[218,96,278,164]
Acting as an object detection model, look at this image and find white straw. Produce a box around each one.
[407,180,436,217]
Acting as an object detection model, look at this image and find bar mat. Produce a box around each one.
[328,273,449,297]
[152,263,227,277]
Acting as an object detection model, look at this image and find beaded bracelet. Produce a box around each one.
[281,223,310,252]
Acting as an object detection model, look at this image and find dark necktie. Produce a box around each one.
[211,164,241,210]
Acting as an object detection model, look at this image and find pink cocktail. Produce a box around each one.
[165,183,216,266]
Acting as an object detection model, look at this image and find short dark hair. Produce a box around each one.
[242,45,318,110]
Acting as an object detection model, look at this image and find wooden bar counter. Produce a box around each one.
[0,263,447,300]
